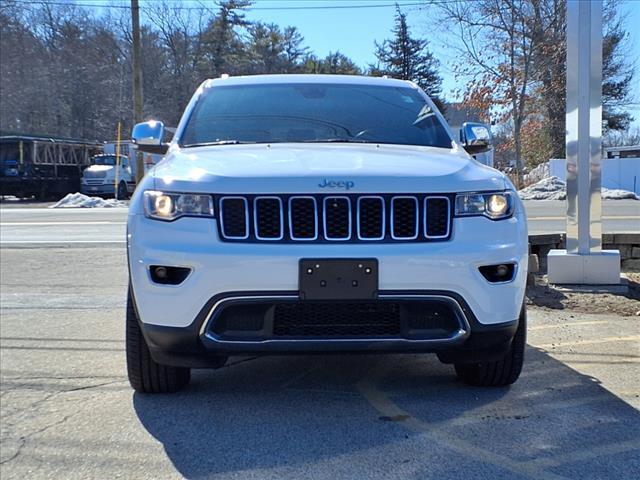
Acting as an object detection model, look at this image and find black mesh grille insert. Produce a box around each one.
[290,197,317,239]
[358,197,384,239]
[207,298,464,341]
[324,197,351,239]
[405,301,459,331]
[220,198,247,238]
[425,197,449,237]
[392,197,418,238]
[255,198,282,239]
[273,302,401,337]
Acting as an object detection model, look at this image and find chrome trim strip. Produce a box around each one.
[254,196,284,241]
[356,196,386,241]
[288,196,318,241]
[323,196,352,241]
[424,196,451,239]
[219,196,249,240]
[390,196,419,240]
[199,294,471,345]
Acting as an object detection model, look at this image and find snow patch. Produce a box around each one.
[518,176,639,201]
[50,192,129,208]
[519,176,567,200]
[523,161,550,186]
[602,188,640,200]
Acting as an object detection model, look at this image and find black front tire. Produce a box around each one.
[126,288,191,393]
[454,305,526,387]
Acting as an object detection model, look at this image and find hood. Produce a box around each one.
[151,143,507,194]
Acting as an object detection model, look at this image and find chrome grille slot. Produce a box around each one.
[323,196,351,240]
[220,197,249,239]
[289,197,317,240]
[391,196,419,239]
[254,197,283,240]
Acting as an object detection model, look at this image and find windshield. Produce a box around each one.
[93,156,117,166]
[180,83,452,148]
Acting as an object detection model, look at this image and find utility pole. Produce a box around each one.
[131,0,144,182]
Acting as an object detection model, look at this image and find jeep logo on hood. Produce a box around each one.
[318,179,355,190]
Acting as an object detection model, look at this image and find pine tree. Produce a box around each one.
[372,6,444,111]
[304,52,361,75]
[201,0,252,76]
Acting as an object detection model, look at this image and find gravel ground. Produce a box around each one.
[527,272,640,317]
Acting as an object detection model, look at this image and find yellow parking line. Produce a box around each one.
[356,366,567,480]
[529,321,609,331]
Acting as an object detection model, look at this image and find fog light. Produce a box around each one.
[496,264,510,277]
[150,265,191,285]
[154,266,168,279]
[479,263,516,283]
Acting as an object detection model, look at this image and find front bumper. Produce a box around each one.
[134,289,520,368]
[128,212,528,328]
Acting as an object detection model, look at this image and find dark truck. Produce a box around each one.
[0,134,102,200]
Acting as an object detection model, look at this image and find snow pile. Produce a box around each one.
[523,161,550,186]
[50,193,128,208]
[518,176,639,200]
[602,188,640,200]
[519,176,567,200]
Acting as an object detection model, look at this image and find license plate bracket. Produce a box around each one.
[299,259,379,300]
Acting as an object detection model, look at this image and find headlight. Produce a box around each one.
[143,190,214,221]
[455,191,514,220]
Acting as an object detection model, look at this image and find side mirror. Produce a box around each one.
[460,122,492,155]
[132,121,168,154]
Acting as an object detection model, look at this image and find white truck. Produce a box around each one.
[126,75,528,393]
[80,142,161,198]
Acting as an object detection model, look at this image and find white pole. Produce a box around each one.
[547,0,620,285]
[565,0,602,254]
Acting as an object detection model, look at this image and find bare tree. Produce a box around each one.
[433,0,538,186]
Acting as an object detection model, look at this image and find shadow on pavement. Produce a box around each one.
[134,347,640,479]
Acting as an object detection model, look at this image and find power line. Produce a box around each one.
[3,0,446,11]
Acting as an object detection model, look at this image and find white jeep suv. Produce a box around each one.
[126,74,528,393]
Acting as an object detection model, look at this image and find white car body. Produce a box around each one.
[125,75,528,391]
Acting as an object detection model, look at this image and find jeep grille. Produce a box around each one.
[217,194,452,243]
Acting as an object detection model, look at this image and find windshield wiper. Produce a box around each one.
[183,140,256,147]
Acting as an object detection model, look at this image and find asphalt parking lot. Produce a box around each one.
[1,218,639,479]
